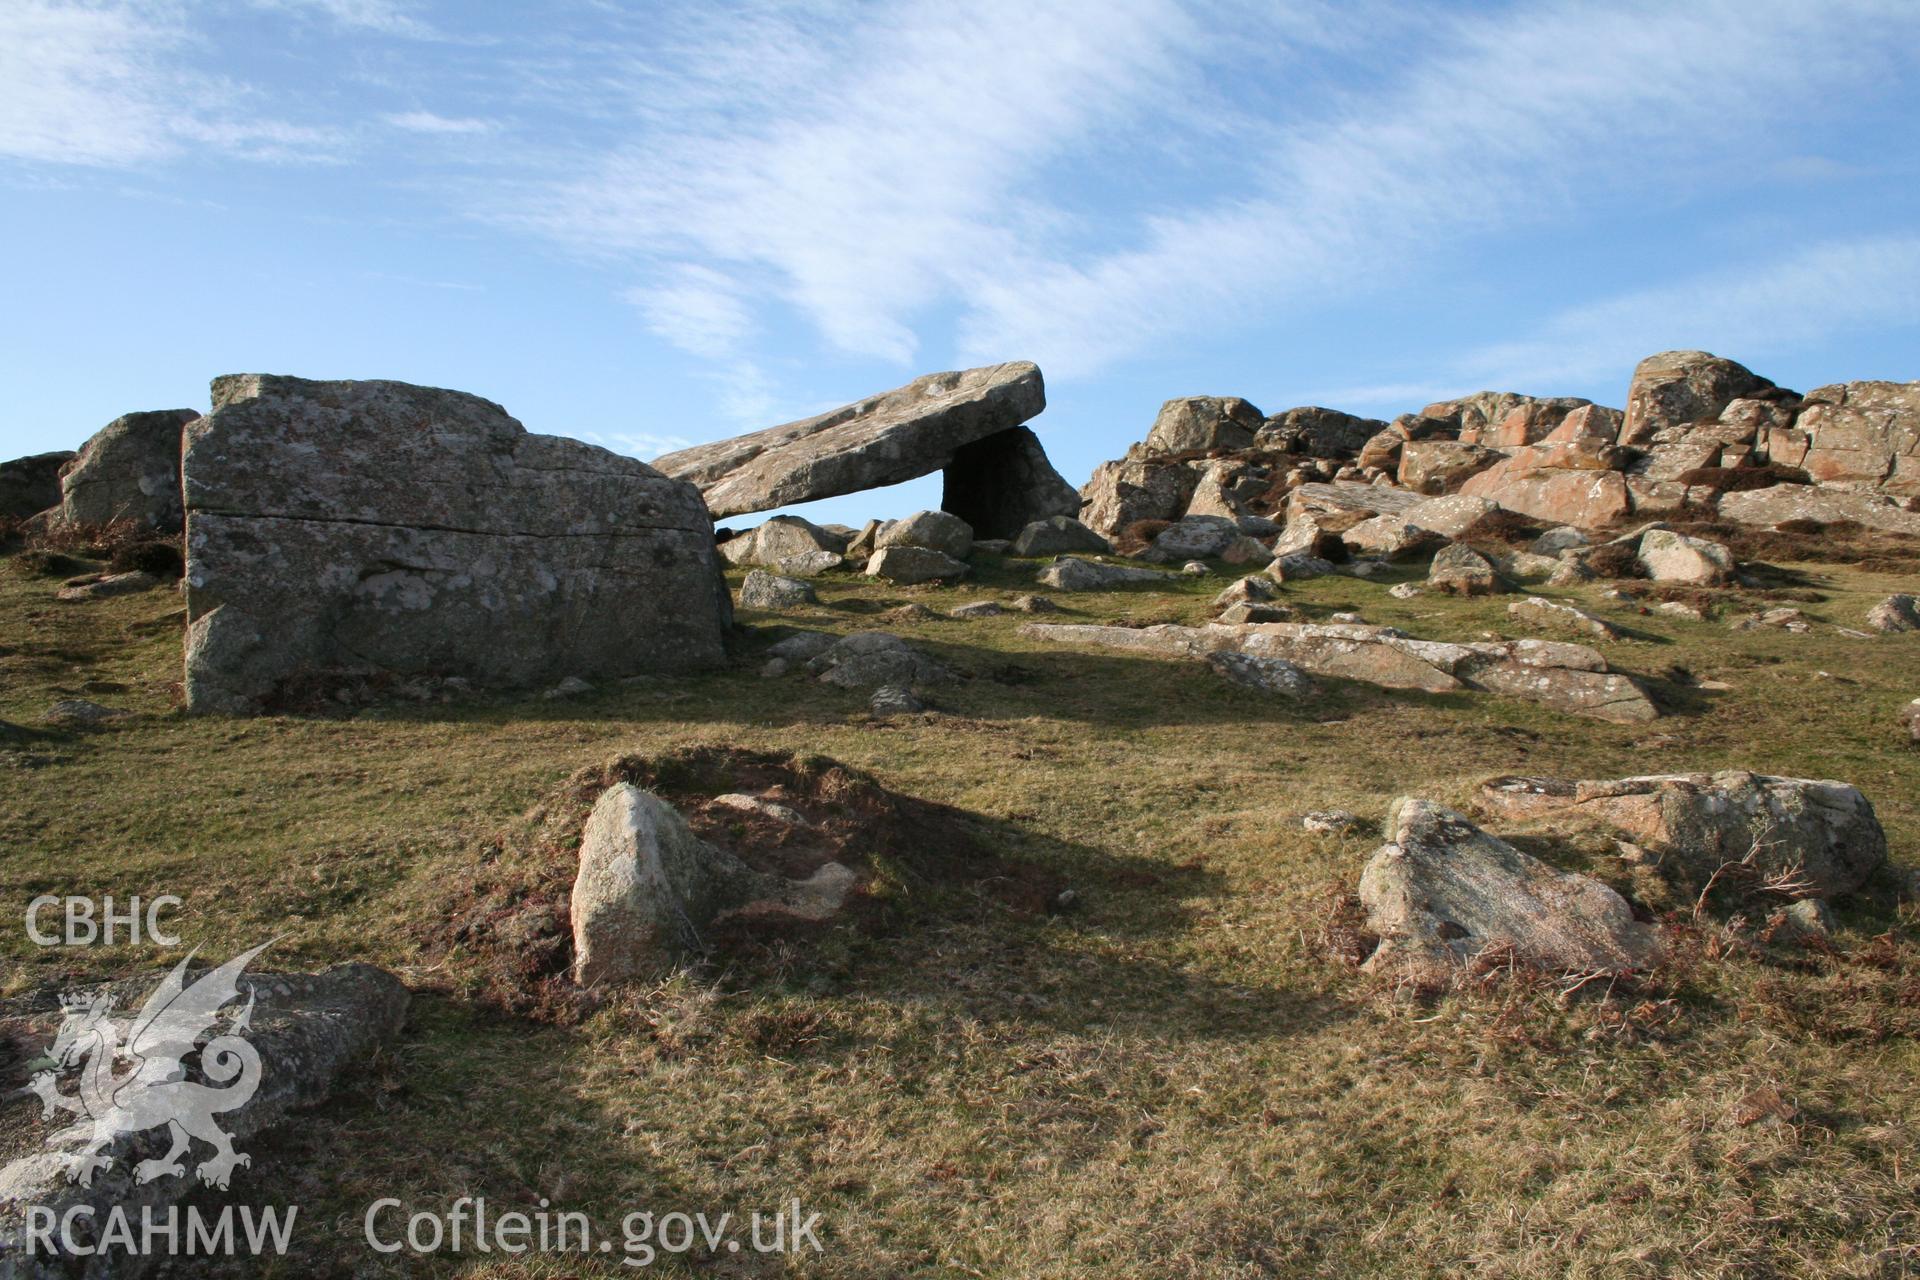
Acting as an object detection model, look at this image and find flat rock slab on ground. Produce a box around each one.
[1480,771,1887,898]
[1206,651,1315,698]
[1716,484,1920,535]
[1359,798,1661,983]
[804,633,954,690]
[654,363,1046,519]
[738,569,818,609]
[1019,621,1656,722]
[1508,596,1623,640]
[180,375,731,714]
[866,545,970,585]
[1035,557,1178,590]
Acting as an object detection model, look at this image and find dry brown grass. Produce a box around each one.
[3,543,1919,1276]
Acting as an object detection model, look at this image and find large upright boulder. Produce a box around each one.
[1141,396,1263,455]
[1795,381,1920,496]
[1012,515,1110,557]
[180,375,730,714]
[940,424,1080,537]
[1636,529,1734,585]
[875,509,973,560]
[1078,457,1202,536]
[1256,407,1383,459]
[1620,351,1776,446]
[653,362,1046,518]
[54,409,200,532]
[0,451,74,521]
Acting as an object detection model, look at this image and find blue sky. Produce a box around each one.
[3,0,1918,528]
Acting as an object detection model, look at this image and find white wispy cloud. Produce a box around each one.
[958,0,1920,376]
[384,110,496,135]
[505,0,1919,382]
[1461,236,1920,391]
[626,266,756,360]
[248,0,435,38]
[512,0,1244,362]
[0,0,346,166]
[1308,236,1920,413]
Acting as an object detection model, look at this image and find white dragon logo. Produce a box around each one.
[23,942,271,1191]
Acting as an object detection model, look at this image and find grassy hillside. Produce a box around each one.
[3,543,1918,1277]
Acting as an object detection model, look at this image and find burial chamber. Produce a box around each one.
[650,361,1081,538]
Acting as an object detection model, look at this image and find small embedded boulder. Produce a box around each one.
[869,684,926,716]
[1479,771,1888,899]
[1636,529,1734,585]
[739,569,818,610]
[1867,594,1920,633]
[1729,607,1810,634]
[1507,596,1621,640]
[1206,651,1315,699]
[875,509,974,560]
[543,675,594,699]
[765,630,837,663]
[1427,543,1504,595]
[1035,557,1176,591]
[1902,698,1920,745]
[948,600,1003,619]
[571,783,768,985]
[719,515,848,576]
[43,699,132,727]
[1301,809,1370,836]
[1782,898,1835,937]
[1341,514,1445,561]
[865,545,970,585]
[1213,575,1280,612]
[1531,526,1589,556]
[805,632,954,690]
[1140,514,1244,562]
[54,571,164,602]
[1358,798,1660,980]
[1216,601,1297,624]
[1011,515,1110,557]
